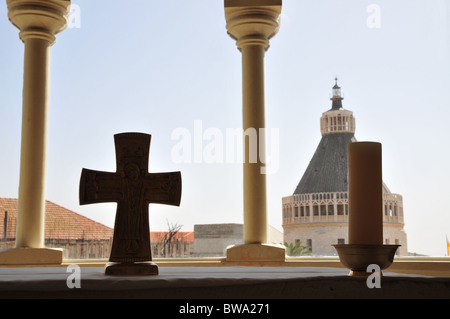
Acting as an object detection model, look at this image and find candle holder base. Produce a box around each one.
[333,244,400,277]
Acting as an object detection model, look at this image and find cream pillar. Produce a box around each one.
[16,32,54,249]
[0,0,70,265]
[225,0,285,262]
[241,41,268,244]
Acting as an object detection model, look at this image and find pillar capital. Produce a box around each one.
[7,0,71,44]
[225,0,281,50]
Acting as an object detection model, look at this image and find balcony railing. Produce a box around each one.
[283,191,404,225]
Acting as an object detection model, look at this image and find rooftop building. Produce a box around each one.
[0,198,113,259]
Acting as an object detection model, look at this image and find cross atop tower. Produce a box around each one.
[331,77,343,107]
[331,77,344,101]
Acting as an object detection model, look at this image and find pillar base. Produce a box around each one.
[0,248,63,265]
[226,244,286,262]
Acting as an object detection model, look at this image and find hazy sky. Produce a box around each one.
[0,0,449,256]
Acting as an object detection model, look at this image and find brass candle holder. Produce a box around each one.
[333,244,400,276]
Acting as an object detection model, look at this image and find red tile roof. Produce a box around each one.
[0,198,194,243]
[0,198,113,240]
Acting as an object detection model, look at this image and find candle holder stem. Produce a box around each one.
[333,244,400,277]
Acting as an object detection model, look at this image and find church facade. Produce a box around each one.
[282,80,408,256]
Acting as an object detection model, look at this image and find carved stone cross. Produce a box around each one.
[79,133,182,275]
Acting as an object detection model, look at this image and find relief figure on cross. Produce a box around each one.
[116,162,146,256]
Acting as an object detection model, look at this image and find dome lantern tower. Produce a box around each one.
[332,77,343,103]
[320,79,355,136]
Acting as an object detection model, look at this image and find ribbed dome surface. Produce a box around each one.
[294,133,355,194]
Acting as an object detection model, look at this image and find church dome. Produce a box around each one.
[282,79,407,256]
[294,132,355,194]
[293,79,390,195]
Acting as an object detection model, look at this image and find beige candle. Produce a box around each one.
[348,142,383,245]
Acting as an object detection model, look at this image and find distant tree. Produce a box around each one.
[161,220,183,257]
[284,241,311,256]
